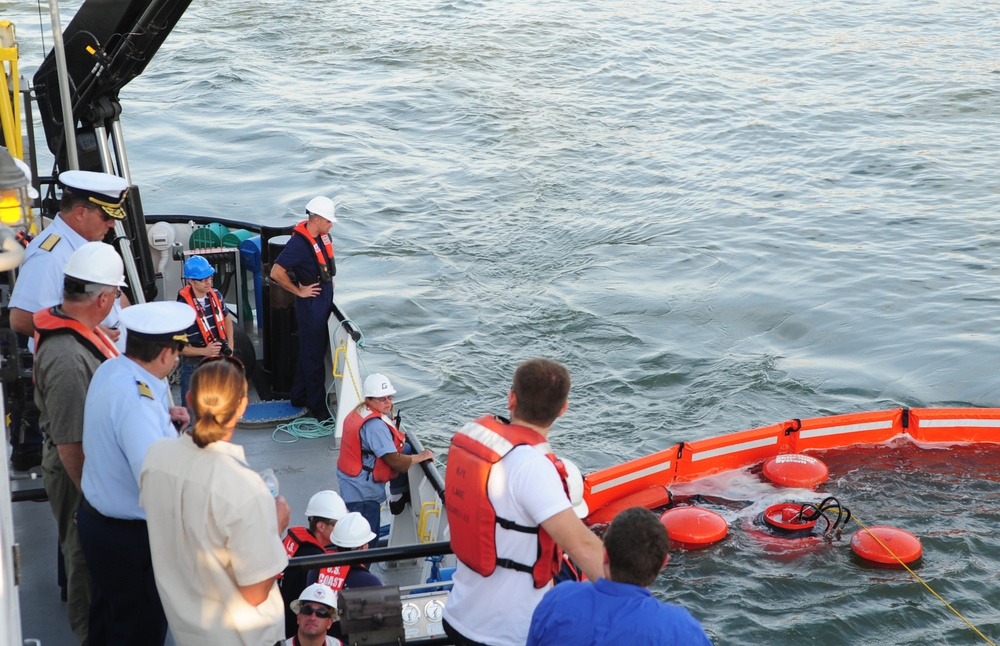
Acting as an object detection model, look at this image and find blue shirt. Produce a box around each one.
[274,232,334,300]
[527,578,713,646]
[336,416,399,504]
[81,355,177,519]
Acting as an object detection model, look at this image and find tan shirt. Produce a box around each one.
[140,433,288,645]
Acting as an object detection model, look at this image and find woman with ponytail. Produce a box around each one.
[139,358,292,645]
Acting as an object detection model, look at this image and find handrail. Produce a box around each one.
[286,540,452,571]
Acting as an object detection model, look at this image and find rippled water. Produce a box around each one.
[8,0,1000,642]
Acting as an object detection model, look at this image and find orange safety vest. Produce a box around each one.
[444,415,569,588]
[280,526,341,585]
[33,307,119,361]
[292,221,335,284]
[337,407,406,483]
[178,285,228,344]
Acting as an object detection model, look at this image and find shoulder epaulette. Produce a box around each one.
[39,234,62,252]
[137,381,154,400]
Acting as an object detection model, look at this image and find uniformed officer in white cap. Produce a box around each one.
[7,169,132,471]
[77,301,194,644]
[8,169,131,346]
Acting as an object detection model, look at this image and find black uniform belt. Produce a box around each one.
[80,497,146,528]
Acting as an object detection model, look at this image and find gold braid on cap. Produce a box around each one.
[87,186,129,220]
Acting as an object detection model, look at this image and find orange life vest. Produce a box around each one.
[444,415,569,588]
[178,285,228,344]
[281,526,341,585]
[33,307,119,361]
[337,407,406,483]
[292,221,335,284]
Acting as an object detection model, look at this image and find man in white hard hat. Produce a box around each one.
[7,170,131,471]
[77,301,194,644]
[336,373,433,549]
[269,196,337,419]
[326,512,383,590]
[279,490,349,636]
[442,358,605,646]
[32,241,123,643]
[280,584,344,646]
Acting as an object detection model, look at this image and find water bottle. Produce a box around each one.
[260,468,279,498]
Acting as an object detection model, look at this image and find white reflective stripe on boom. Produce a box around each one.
[458,421,514,455]
[590,460,672,494]
[690,436,777,462]
[917,418,1000,428]
[798,419,893,439]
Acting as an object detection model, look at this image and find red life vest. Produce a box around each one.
[337,406,406,483]
[292,221,335,284]
[178,285,228,344]
[444,415,569,589]
[33,307,119,361]
[281,526,341,585]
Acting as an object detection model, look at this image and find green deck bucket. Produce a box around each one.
[189,223,229,249]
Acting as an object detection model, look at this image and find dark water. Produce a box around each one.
[8,0,1000,642]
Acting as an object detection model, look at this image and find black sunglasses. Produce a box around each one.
[298,605,332,618]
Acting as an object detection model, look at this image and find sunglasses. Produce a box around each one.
[298,605,332,618]
[372,395,393,403]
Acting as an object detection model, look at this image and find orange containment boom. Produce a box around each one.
[582,407,1000,525]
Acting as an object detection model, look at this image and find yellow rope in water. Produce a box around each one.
[850,514,996,645]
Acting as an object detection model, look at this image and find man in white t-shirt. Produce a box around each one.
[442,358,605,646]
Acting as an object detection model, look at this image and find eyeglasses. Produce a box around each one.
[298,605,332,618]
[190,276,212,282]
[372,395,393,403]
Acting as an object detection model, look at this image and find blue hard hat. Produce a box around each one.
[183,255,215,280]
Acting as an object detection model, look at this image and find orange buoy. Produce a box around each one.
[762,453,829,488]
[659,506,727,550]
[850,526,922,567]
[761,503,819,533]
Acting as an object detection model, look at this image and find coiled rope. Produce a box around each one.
[271,318,366,443]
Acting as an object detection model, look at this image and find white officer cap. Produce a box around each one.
[119,301,195,344]
[58,170,130,220]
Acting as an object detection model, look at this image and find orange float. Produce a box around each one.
[850,526,922,567]
[762,453,829,488]
[659,506,727,550]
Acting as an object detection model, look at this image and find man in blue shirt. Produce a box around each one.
[527,507,713,646]
[77,301,194,645]
[269,196,337,419]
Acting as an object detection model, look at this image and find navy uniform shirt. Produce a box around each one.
[81,355,176,519]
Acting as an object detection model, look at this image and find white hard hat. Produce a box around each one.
[305,490,348,521]
[363,373,396,398]
[289,583,338,614]
[63,242,127,287]
[562,457,589,519]
[330,511,376,549]
[305,196,336,223]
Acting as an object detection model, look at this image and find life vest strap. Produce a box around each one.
[495,557,535,575]
[496,516,540,534]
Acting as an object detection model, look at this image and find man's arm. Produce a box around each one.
[381,449,434,475]
[237,577,279,607]
[269,263,319,298]
[56,443,85,489]
[9,307,35,336]
[540,508,605,582]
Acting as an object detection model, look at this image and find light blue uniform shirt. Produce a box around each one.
[8,215,126,352]
[81,355,175,519]
[9,216,88,314]
[336,416,399,504]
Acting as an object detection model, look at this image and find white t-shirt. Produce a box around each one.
[443,444,572,646]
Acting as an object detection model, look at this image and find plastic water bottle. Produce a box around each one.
[260,468,279,498]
